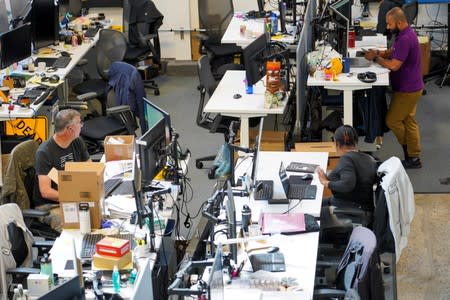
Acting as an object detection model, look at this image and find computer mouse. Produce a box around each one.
[267,246,279,253]
[60,51,71,57]
[301,174,313,180]
[233,93,242,99]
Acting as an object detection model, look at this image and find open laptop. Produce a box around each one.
[273,162,317,204]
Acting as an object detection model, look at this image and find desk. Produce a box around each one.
[203,70,287,148]
[234,151,328,221]
[307,64,389,126]
[221,15,296,48]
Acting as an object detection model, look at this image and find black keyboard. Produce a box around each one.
[84,27,100,38]
[286,162,319,173]
[249,252,286,272]
[254,180,274,200]
[80,233,136,260]
[288,184,317,200]
[53,56,72,68]
[104,178,122,197]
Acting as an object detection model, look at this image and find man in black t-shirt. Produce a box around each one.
[35,109,90,206]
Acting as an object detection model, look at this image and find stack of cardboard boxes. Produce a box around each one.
[93,237,132,270]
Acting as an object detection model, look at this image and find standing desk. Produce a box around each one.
[223,151,328,299]
[203,70,287,148]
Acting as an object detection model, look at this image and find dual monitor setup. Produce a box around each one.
[0,0,59,69]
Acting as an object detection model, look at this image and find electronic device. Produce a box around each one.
[225,180,237,263]
[104,177,123,197]
[278,162,317,201]
[31,0,59,50]
[0,23,32,69]
[286,161,319,173]
[80,233,135,260]
[278,1,287,33]
[349,57,370,68]
[131,257,154,300]
[249,252,286,272]
[327,0,352,57]
[84,26,101,38]
[357,71,377,83]
[243,32,270,86]
[257,0,265,12]
[34,56,72,69]
[37,276,83,300]
[233,93,242,99]
[137,98,172,184]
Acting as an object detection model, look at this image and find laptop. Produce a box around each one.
[349,57,371,68]
[277,162,317,201]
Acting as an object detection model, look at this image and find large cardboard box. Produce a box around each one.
[418,35,431,76]
[58,162,105,229]
[247,129,286,151]
[104,135,135,162]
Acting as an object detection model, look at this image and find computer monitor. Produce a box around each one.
[143,97,171,144]
[243,32,270,86]
[0,23,32,69]
[131,153,147,228]
[250,117,264,186]
[329,0,352,57]
[225,180,237,263]
[208,247,224,300]
[278,1,287,33]
[257,0,265,11]
[31,0,59,50]
[38,276,83,300]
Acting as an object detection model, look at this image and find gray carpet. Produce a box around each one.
[374,81,450,193]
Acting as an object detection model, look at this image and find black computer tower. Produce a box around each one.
[152,237,177,300]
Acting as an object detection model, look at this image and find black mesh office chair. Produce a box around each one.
[72,29,127,116]
[198,0,244,80]
[124,0,163,96]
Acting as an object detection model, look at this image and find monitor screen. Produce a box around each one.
[31,0,59,50]
[250,117,264,185]
[225,180,237,263]
[329,0,352,57]
[38,276,83,300]
[137,117,167,185]
[143,97,171,144]
[243,32,270,86]
[208,246,224,300]
[132,153,147,228]
[0,23,32,69]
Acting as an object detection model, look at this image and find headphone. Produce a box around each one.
[357,71,377,83]
[41,74,60,84]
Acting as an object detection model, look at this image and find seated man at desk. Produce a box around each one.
[316,125,378,226]
[35,109,90,227]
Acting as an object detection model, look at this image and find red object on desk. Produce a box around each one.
[96,237,130,257]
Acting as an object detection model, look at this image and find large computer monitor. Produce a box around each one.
[208,247,224,300]
[225,180,237,263]
[243,32,270,86]
[131,257,154,300]
[0,23,32,69]
[31,0,59,50]
[143,97,171,143]
[250,117,264,186]
[328,0,352,57]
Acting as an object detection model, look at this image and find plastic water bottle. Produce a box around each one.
[40,254,53,286]
[112,265,121,294]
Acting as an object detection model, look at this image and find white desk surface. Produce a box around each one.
[234,151,328,221]
[221,14,296,47]
[204,70,287,147]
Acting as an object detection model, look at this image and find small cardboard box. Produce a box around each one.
[247,129,286,151]
[104,135,135,162]
[58,162,105,229]
[96,237,130,257]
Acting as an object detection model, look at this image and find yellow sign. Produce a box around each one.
[4,116,48,143]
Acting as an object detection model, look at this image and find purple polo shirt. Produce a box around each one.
[390,26,424,93]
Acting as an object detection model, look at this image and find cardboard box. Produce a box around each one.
[247,129,286,151]
[93,251,132,270]
[104,135,135,162]
[96,237,130,257]
[27,273,51,296]
[58,162,105,229]
[418,36,431,76]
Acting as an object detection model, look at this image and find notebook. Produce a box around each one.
[259,212,306,234]
[278,162,317,200]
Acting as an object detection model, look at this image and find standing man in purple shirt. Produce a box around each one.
[365,7,423,169]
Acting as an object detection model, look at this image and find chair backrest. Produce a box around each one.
[196,55,219,128]
[198,0,234,42]
[402,1,418,24]
[1,139,39,210]
[96,29,128,80]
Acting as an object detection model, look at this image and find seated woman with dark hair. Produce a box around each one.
[316,125,378,226]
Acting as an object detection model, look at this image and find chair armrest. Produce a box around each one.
[106,105,132,114]
[76,58,89,66]
[33,240,54,249]
[76,92,99,102]
[22,209,49,218]
[333,207,366,216]
[313,288,347,299]
[6,267,40,276]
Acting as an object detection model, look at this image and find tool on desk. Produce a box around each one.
[286,161,318,173]
[249,252,286,272]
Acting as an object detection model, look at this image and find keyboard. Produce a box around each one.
[286,162,319,173]
[104,178,122,197]
[34,56,72,69]
[249,252,286,272]
[80,233,136,260]
[84,27,100,38]
[254,180,274,200]
[288,184,317,200]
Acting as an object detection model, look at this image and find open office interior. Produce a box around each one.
[0,0,449,299]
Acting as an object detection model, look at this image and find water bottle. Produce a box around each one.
[40,254,53,286]
[112,265,121,294]
[241,205,252,233]
[79,202,91,234]
[271,13,278,34]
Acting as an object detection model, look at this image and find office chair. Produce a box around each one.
[402,0,418,25]
[124,0,163,96]
[0,203,53,300]
[72,29,127,116]
[195,55,238,169]
[198,0,244,80]
[80,63,141,156]
[0,139,60,240]
[314,226,385,300]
